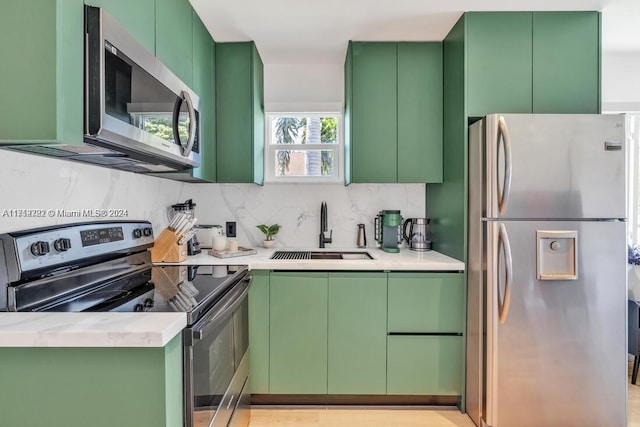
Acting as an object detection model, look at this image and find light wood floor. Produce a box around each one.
[249,361,640,426]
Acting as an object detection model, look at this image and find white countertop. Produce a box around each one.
[0,312,186,348]
[0,247,462,349]
[166,246,465,271]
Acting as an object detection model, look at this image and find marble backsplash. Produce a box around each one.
[181,183,426,249]
[0,150,185,234]
[0,150,426,250]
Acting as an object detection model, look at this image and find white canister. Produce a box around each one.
[212,234,227,251]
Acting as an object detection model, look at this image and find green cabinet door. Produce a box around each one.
[466,12,533,117]
[269,272,328,394]
[388,273,464,333]
[0,335,183,427]
[387,336,463,395]
[249,270,270,393]
[216,42,264,183]
[191,11,216,182]
[328,273,387,394]
[397,43,443,183]
[155,0,193,86]
[252,45,265,185]
[532,12,600,114]
[0,0,84,144]
[351,42,397,183]
[344,43,353,185]
[86,0,155,54]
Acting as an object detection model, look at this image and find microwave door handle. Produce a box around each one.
[181,91,197,157]
[171,91,196,157]
[497,116,512,216]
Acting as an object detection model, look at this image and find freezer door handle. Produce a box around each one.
[497,116,512,216]
[498,223,513,324]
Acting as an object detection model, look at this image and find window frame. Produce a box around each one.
[264,112,344,184]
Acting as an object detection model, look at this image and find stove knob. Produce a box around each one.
[30,241,50,257]
[53,238,71,252]
[134,304,145,312]
[133,229,143,239]
[143,298,154,308]
[143,227,153,237]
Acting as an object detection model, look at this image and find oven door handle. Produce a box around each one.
[191,275,252,341]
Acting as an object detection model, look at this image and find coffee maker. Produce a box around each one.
[403,218,432,251]
[169,199,200,255]
[374,210,403,253]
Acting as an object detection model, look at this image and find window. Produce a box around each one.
[265,113,342,182]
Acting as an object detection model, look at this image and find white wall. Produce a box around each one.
[264,63,344,108]
[0,150,184,234]
[602,50,640,112]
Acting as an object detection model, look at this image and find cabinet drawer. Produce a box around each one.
[387,335,463,395]
[388,273,464,333]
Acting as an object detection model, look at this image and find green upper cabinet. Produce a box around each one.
[190,11,216,182]
[429,10,601,262]
[350,42,397,183]
[155,0,193,87]
[0,0,84,144]
[465,11,600,117]
[86,0,155,54]
[397,43,443,183]
[465,12,533,117]
[532,12,600,113]
[216,42,265,184]
[346,41,443,184]
[269,272,328,394]
[327,273,387,395]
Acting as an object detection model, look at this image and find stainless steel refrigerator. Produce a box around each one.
[467,114,628,427]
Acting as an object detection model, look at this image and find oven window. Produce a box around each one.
[192,320,234,427]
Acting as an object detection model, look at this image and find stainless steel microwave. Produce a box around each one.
[84,6,201,172]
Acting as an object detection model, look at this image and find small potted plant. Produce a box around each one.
[257,224,281,249]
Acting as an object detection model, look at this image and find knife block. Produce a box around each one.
[150,228,188,263]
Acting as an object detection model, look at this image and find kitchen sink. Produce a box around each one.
[271,250,374,260]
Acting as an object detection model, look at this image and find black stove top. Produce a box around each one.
[1,221,249,326]
[33,264,248,325]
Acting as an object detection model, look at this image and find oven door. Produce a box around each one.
[183,273,251,427]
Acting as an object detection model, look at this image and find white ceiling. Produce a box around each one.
[190,0,640,65]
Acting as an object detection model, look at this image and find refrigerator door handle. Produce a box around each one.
[497,116,512,216]
[498,223,513,324]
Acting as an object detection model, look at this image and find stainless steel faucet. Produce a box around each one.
[319,201,333,248]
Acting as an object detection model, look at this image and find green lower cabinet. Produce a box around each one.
[387,335,463,395]
[249,270,270,394]
[388,272,464,333]
[269,272,328,394]
[0,335,183,427]
[328,272,387,395]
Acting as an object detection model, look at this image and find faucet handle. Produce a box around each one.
[327,230,333,243]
